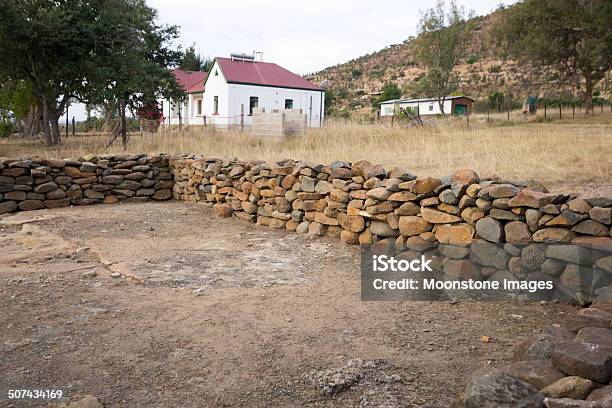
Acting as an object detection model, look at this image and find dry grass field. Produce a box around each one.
[1,112,611,194]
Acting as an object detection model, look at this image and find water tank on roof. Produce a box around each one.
[230,52,255,62]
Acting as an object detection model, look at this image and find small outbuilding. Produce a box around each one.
[379,95,473,117]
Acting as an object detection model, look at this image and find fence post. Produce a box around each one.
[507,103,510,121]
[487,107,490,123]
[466,107,469,126]
[65,111,69,138]
[72,117,75,136]
[559,105,562,119]
[544,105,547,119]
[178,98,182,130]
[240,104,244,131]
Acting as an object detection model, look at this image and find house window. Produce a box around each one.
[284,99,293,109]
[428,104,434,111]
[197,100,202,115]
[213,96,219,115]
[215,69,219,76]
[385,107,393,115]
[249,97,259,115]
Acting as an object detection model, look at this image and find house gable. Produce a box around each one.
[210,57,323,92]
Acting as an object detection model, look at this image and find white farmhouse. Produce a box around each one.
[161,69,207,126]
[161,54,324,128]
[379,96,473,117]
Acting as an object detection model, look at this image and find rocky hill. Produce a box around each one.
[308,8,607,113]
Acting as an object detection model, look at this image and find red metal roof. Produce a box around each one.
[215,58,323,91]
[172,69,207,94]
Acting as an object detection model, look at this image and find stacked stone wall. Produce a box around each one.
[0,154,173,213]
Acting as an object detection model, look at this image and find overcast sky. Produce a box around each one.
[148,0,518,74]
[64,0,518,121]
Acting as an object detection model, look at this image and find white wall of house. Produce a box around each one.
[227,84,324,128]
[160,94,203,126]
[380,99,453,116]
[201,60,230,126]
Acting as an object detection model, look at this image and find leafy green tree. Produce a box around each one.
[494,0,612,113]
[413,0,473,115]
[488,91,505,112]
[379,83,402,102]
[0,0,182,146]
[324,89,337,116]
[0,79,39,137]
[371,83,401,110]
[180,44,212,72]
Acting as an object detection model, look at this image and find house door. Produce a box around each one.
[454,104,468,116]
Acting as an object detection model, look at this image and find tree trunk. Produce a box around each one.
[438,98,446,116]
[102,101,116,132]
[20,105,41,137]
[584,77,594,114]
[49,111,61,145]
[41,98,53,146]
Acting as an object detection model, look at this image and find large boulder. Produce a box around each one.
[541,376,596,399]
[543,398,597,408]
[508,190,563,209]
[369,221,399,238]
[552,342,612,383]
[420,207,462,224]
[398,216,432,237]
[507,360,566,390]
[476,217,504,243]
[470,240,511,269]
[337,213,365,233]
[463,368,544,408]
[586,384,612,406]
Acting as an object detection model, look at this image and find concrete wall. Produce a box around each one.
[251,108,308,140]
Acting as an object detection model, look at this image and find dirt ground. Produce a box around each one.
[0,202,578,408]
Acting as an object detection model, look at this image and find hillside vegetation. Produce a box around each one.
[308,6,611,113]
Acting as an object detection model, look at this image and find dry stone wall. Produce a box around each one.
[171,157,611,288]
[0,154,173,213]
